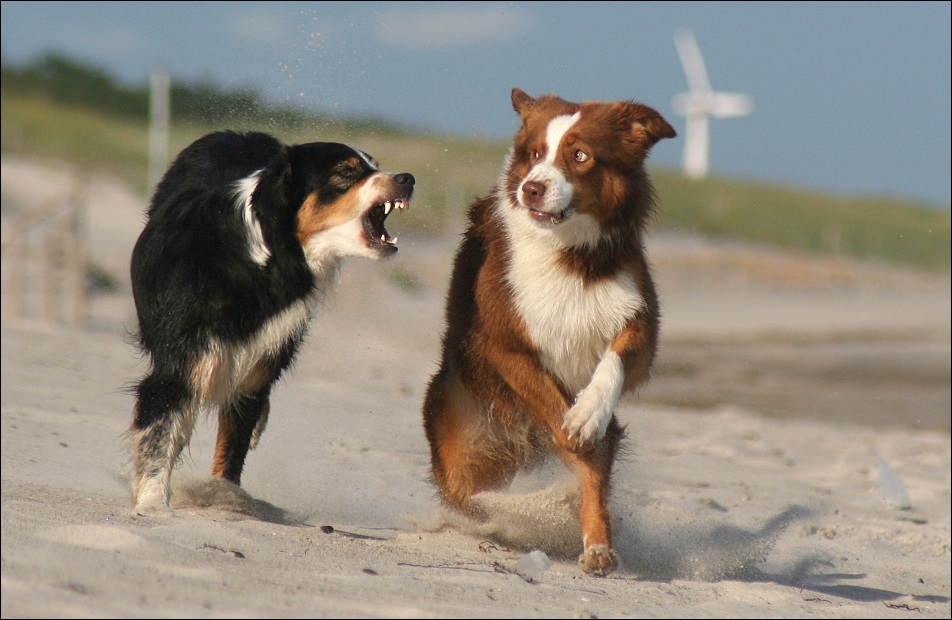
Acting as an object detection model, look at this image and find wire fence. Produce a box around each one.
[1,176,88,327]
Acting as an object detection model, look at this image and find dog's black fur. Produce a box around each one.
[129,130,413,512]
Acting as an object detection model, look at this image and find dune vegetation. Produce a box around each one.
[2,53,948,271]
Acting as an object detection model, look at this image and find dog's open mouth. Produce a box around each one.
[364,197,410,252]
[527,206,573,226]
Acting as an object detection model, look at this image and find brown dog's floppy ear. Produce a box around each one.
[630,104,677,148]
[511,88,535,116]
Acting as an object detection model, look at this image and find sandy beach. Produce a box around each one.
[2,156,949,618]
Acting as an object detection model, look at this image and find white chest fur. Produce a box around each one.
[194,272,333,407]
[503,215,645,394]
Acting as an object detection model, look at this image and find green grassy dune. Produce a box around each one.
[2,91,948,272]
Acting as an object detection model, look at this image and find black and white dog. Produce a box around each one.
[129,130,414,512]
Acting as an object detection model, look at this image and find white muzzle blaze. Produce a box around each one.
[516,112,579,214]
[505,111,602,248]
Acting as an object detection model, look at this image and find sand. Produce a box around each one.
[2,155,950,618]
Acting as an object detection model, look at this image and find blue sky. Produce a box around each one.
[2,1,950,207]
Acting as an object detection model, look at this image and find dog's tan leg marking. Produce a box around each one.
[212,392,271,484]
[248,403,270,450]
[211,412,236,482]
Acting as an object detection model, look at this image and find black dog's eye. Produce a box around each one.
[336,166,361,181]
[329,165,363,190]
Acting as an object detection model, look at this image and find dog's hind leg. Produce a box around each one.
[248,399,270,450]
[211,390,270,485]
[423,373,527,517]
[131,371,198,512]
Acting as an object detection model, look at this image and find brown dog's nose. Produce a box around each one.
[522,180,546,207]
[394,173,415,187]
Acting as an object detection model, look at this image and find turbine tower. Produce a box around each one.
[672,27,753,180]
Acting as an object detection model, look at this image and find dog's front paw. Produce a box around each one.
[562,352,622,447]
[578,544,619,576]
[562,386,614,446]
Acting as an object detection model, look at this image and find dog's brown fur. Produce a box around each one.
[423,88,675,575]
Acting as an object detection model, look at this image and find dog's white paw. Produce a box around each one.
[563,385,614,444]
[133,478,172,515]
[562,352,623,445]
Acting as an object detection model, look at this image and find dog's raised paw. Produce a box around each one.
[578,544,619,576]
[562,392,612,446]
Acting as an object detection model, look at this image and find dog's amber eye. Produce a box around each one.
[531,150,541,160]
[574,149,589,163]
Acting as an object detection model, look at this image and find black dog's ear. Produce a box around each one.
[511,88,535,115]
[253,146,294,216]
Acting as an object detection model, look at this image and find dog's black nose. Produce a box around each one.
[394,173,415,187]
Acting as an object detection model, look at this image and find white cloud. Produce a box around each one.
[376,4,534,49]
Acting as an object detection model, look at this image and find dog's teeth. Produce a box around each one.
[384,202,393,215]
[391,236,398,244]
[381,234,387,242]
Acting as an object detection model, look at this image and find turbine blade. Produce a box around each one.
[674,27,712,95]
[710,93,754,118]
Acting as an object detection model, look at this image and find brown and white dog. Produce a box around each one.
[129,130,413,513]
[422,89,675,575]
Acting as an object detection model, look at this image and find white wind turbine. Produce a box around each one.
[672,27,753,180]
